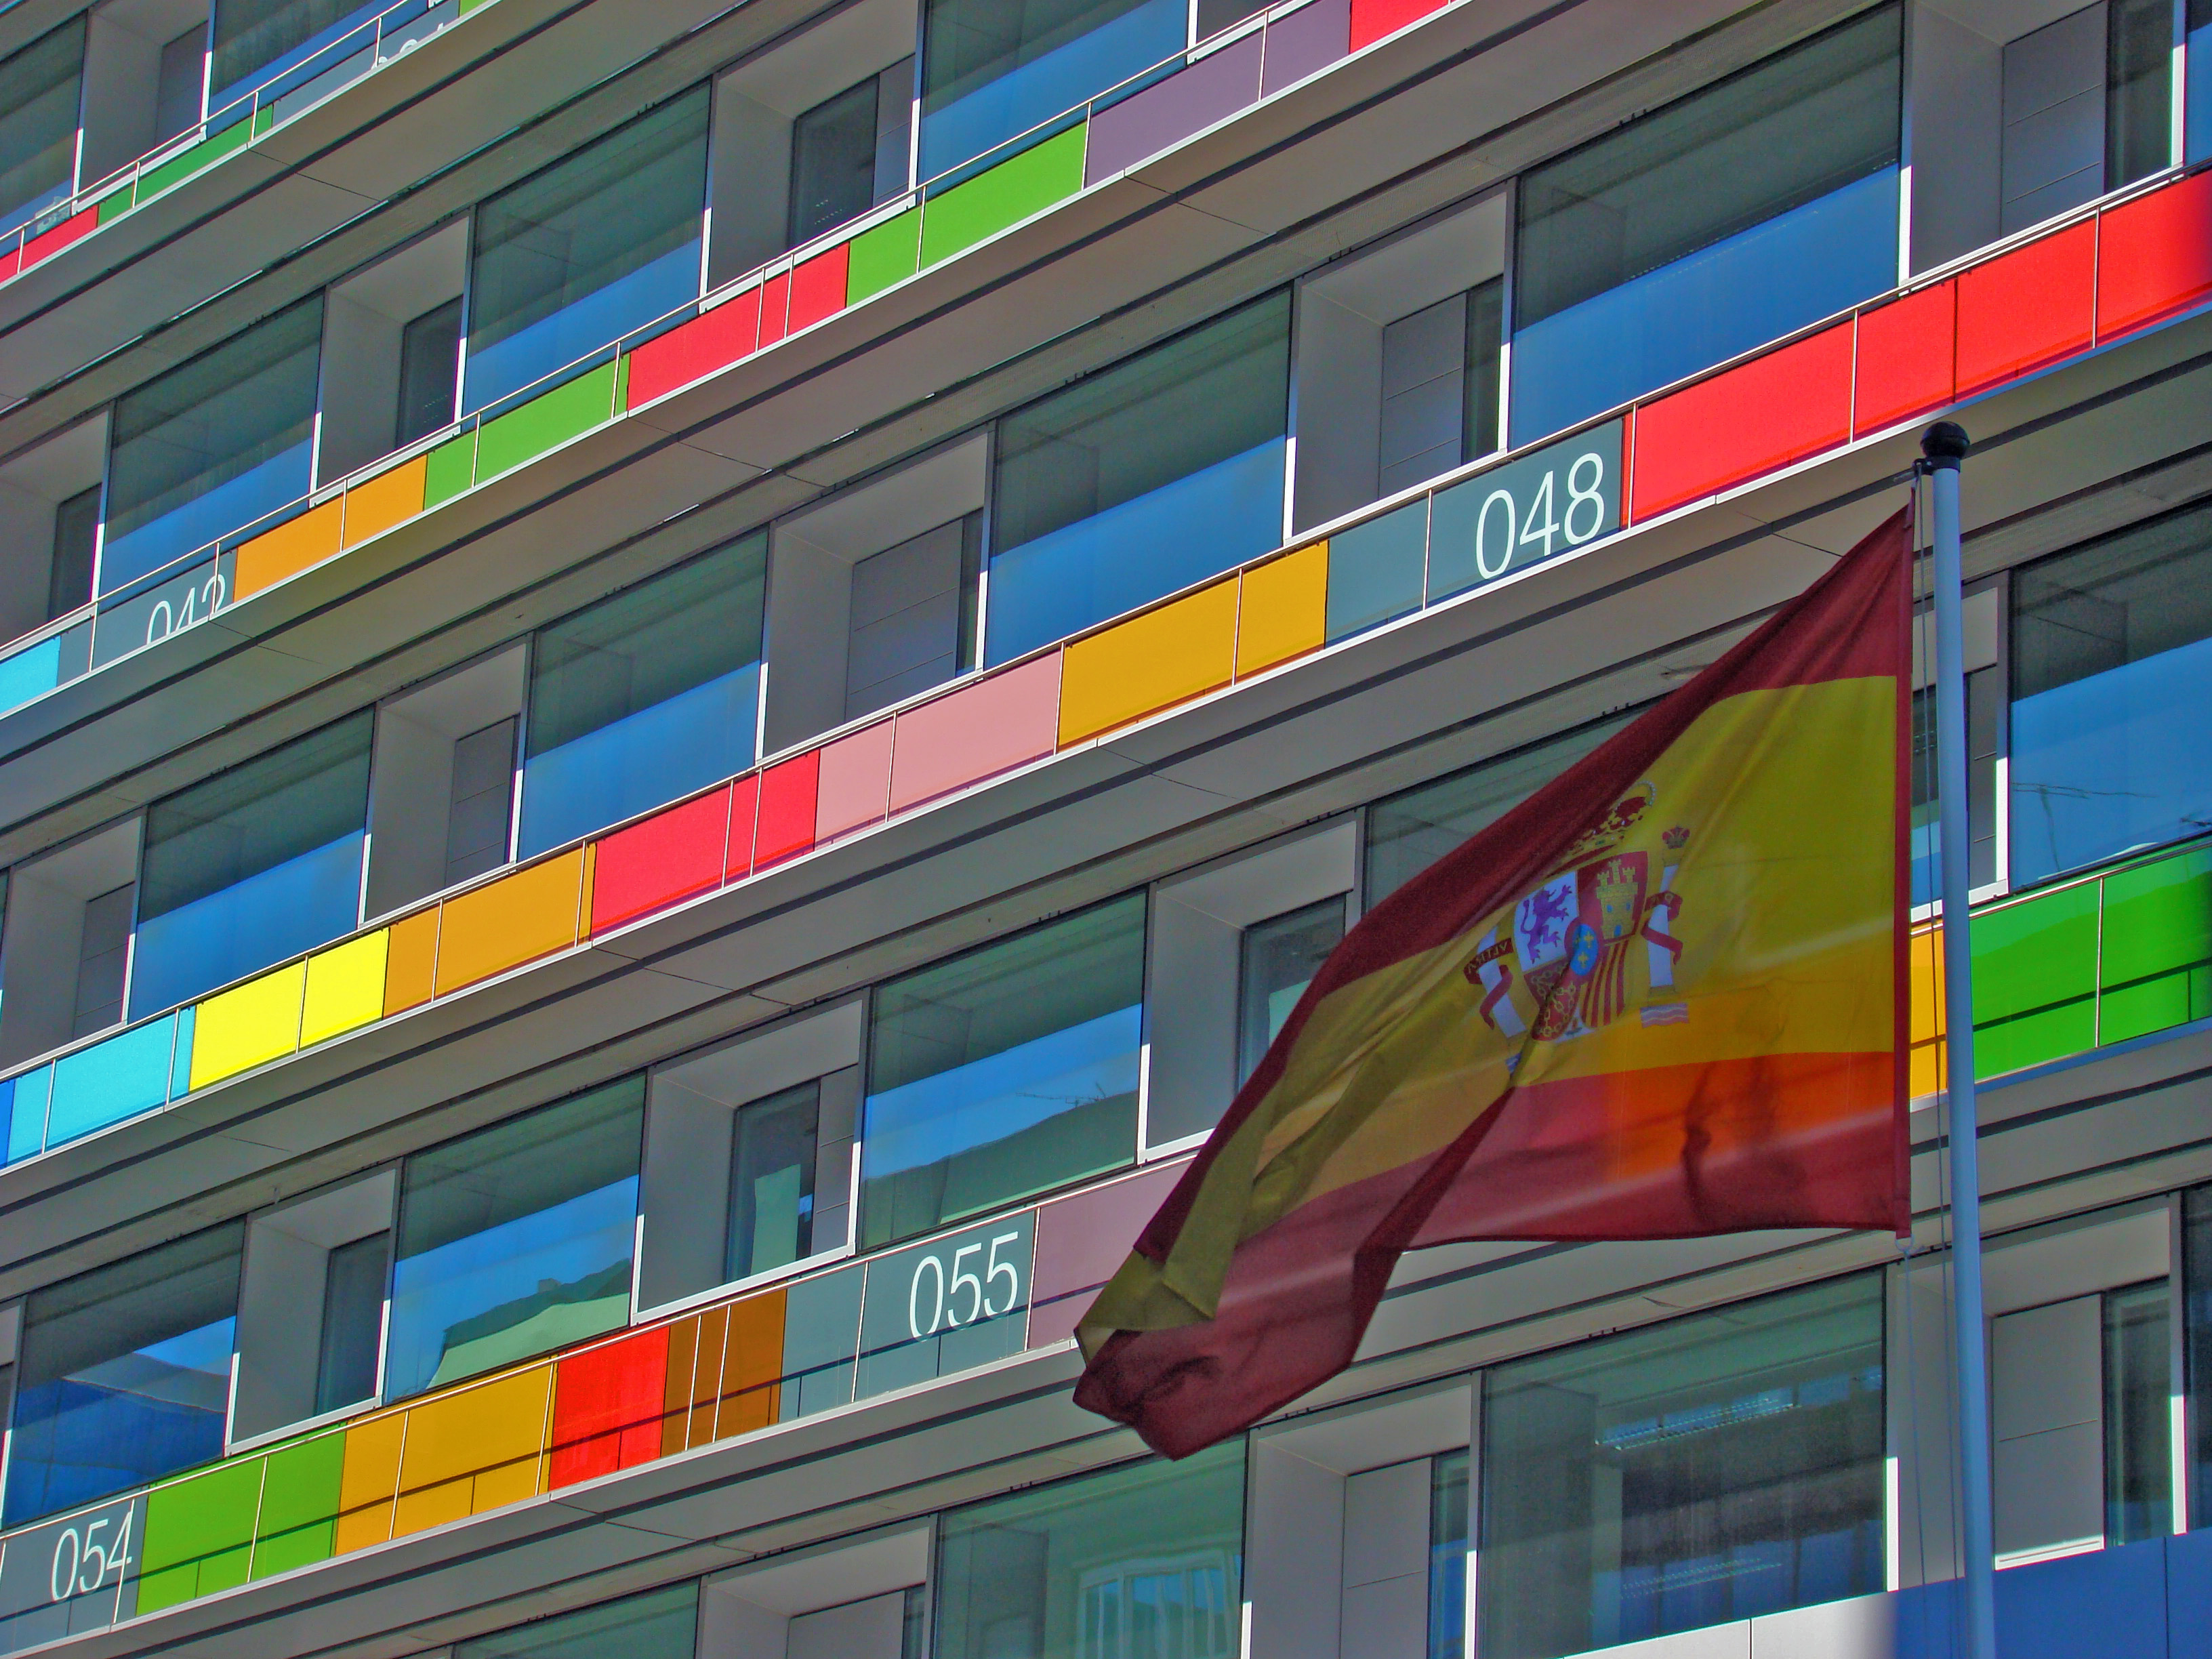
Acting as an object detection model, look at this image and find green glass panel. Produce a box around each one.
[846,207,922,302]
[2102,848,2212,989]
[1970,882,2098,1026]
[137,1458,264,1613]
[251,1431,344,1579]
[919,123,1086,268]
[473,361,618,482]
[97,188,134,224]
[2101,967,2212,1047]
[423,432,478,506]
[133,121,252,206]
[1975,999,2095,1079]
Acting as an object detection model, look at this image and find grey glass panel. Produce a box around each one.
[1464,276,1503,461]
[315,1229,388,1416]
[457,1581,698,1659]
[153,26,204,145]
[727,1080,819,1282]
[1479,1274,1884,1659]
[444,716,516,886]
[790,77,880,247]
[2108,0,2175,187]
[1364,716,1635,905]
[47,485,98,623]
[861,893,1144,1250]
[1237,896,1344,1083]
[1429,1450,1470,1659]
[395,296,462,449]
[936,1440,1244,1659]
[0,20,83,235]
[2103,1277,2171,1546]
[70,884,131,1040]
[1514,5,1900,330]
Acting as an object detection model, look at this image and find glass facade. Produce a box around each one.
[385,1077,644,1399]
[2186,1183,2212,1532]
[130,710,372,1019]
[2010,501,2212,886]
[987,293,1290,664]
[454,1581,698,1659]
[2101,1279,2171,1547]
[1237,897,1343,1084]
[1428,1450,1471,1659]
[860,892,1145,1250]
[102,297,324,595]
[210,0,375,108]
[2105,0,2175,190]
[464,87,708,413]
[0,20,83,239]
[2,1224,243,1529]
[726,1080,820,1284]
[935,1440,1244,1659]
[1479,1274,1885,1659]
[1510,5,1900,443]
[519,533,766,856]
[314,1230,388,1417]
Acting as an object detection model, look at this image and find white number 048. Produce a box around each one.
[907,1231,1023,1340]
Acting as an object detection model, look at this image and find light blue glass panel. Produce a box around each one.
[1509,169,1898,446]
[985,437,1284,664]
[1324,495,1426,644]
[168,1005,196,1099]
[918,0,1184,180]
[126,831,364,1020]
[45,1017,176,1149]
[778,1263,863,1420]
[3,1064,52,1163]
[518,661,758,857]
[0,635,62,714]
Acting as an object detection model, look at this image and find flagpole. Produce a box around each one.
[1922,420,1994,1659]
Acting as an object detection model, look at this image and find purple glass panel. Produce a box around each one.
[1261,0,1351,96]
[1083,31,1265,184]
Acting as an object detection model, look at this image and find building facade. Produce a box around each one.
[0,1,2208,1656]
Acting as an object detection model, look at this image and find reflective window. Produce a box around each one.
[2106,0,2174,191]
[936,1439,1244,1659]
[210,0,375,106]
[385,1078,644,1399]
[1237,897,1343,1084]
[456,1581,698,1659]
[2192,0,2212,168]
[519,533,766,856]
[131,710,372,1019]
[0,20,83,239]
[727,1080,820,1284]
[988,292,1289,663]
[104,296,323,595]
[465,87,708,413]
[1511,5,1900,443]
[861,892,1145,1250]
[314,1230,388,1417]
[1479,1274,1884,1659]
[790,64,912,248]
[2010,501,2212,885]
[396,296,463,449]
[1429,1450,1470,1659]
[2102,1279,2171,1547]
[2,1224,243,1529]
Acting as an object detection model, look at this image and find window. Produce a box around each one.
[314,1229,387,1417]
[444,716,516,886]
[465,87,709,413]
[457,1581,699,1659]
[209,0,378,105]
[1478,1273,1884,1659]
[396,296,462,449]
[2185,1183,2212,1525]
[384,1078,643,1399]
[131,710,372,1019]
[1363,715,1635,905]
[2102,1279,2171,1547]
[727,1081,821,1284]
[152,24,204,147]
[70,884,131,1040]
[1376,278,1503,498]
[2009,501,2212,886]
[1907,672,1999,905]
[2,1224,243,1528]
[789,65,911,248]
[861,892,1145,1250]
[1428,1451,1469,1659]
[0,20,84,239]
[45,486,98,624]
[988,293,1290,663]
[103,295,323,595]
[518,533,766,856]
[919,0,1184,180]
[2106,0,2175,190]
[935,1440,1244,1659]
[1511,5,1900,443]
[1237,897,1344,1084]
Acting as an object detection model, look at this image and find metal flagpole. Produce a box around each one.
[1921,420,1995,1659]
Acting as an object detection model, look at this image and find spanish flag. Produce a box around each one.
[1075,508,1912,1457]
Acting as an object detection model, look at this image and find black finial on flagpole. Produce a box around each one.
[1920,421,1969,470]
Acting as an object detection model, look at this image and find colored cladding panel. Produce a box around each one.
[333,1412,405,1553]
[232,498,343,600]
[661,1310,710,1455]
[627,287,760,407]
[341,455,428,548]
[300,930,390,1048]
[0,1492,142,1651]
[18,206,98,270]
[846,209,921,304]
[138,1459,263,1614]
[45,1019,176,1147]
[1349,0,1445,51]
[3,1065,50,1163]
[1910,922,1944,1099]
[1085,30,1261,183]
[423,432,477,506]
[392,1365,552,1538]
[1629,324,1852,520]
[758,270,793,349]
[920,124,1088,269]
[1429,421,1622,598]
[816,722,894,843]
[1956,220,2096,396]
[712,1290,785,1439]
[383,907,439,1015]
[1235,543,1328,678]
[474,361,618,481]
[590,785,733,933]
[432,851,583,996]
[251,1432,344,1580]
[889,653,1063,813]
[189,962,306,1090]
[1325,497,1426,642]
[1261,0,1350,95]
[787,245,849,334]
[1855,282,1957,436]
[724,771,760,880]
[1973,882,2099,1078]
[167,1007,194,1098]
[855,1213,1035,1401]
[2099,849,2212,1044]
[756,753,820,867]
[133,122,252,205]
[779,1265,863,1419]
[2097,171,2212,340]
[1029,1161,1188,1347]
[549,1327,671,1488]
[1057,577,1240,745]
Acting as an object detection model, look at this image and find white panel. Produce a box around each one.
[1343,1460,1431,1589]
[1982,1206,2169,1315]
[1266,1383,1473,1476]
[1249,1441,1347,1659]
[1991,1294,2104,1560]
[1579,1622,1753,1659]
[787,1591,906,1659]
[0,817,142,1069]
[1746,1592,1896,1659]
[1340,1574,1428,1659]
[710,1524,930,1614]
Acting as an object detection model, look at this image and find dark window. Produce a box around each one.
[2107,0,2174,189]
[45,485,98,623]
[1908,668,2000,905]
[394,296,462,449]
[0,19,83,237]
[443,716,516,886]
[1429,1451,1471,1659]
[70,883,132,1041]
[1465,275,1504,461]
[210,0,373,105]
[2186,1183,2212,1525]
[726,1081,820,1282]
[314,1231,388,1416]
[790,78,880,248]
[2102,1278,2171,1547]
[1237,897,1345,1083]
[152,25,205,146]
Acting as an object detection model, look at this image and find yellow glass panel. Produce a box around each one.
[300,931,390,1049]
[1057,577,1240,746]
[392,1365,552,1540]
[333,1411,406,1554]
[233,498,344,600]
[342,454,428,549]
[434,853,583,996]
[1235,542,1328,678]
[188,962,306,1090]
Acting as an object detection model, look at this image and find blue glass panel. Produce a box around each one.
[918,0,1185,180]
[0,634,62,714]
[985,436,1284,665]
[126,830,364,1020]
[98,441,312,596]
[518,663,757,857]
[2011,635,2212,886]
[462,241,699,413]
[1508,168,1898,446]
[45,1018,176,1148]
[3,1065,51,1163]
